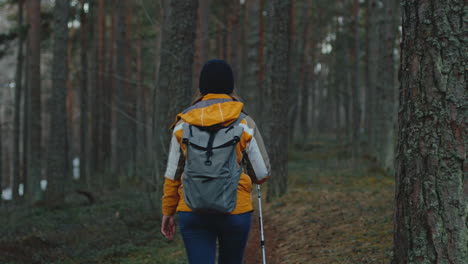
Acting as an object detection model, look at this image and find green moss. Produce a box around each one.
[0,189,186,264]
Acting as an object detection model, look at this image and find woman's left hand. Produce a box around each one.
[161,215,177,240]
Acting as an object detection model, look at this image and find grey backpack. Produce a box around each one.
[181,113,246,214]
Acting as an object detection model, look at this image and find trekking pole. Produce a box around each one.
[257,184,267,264]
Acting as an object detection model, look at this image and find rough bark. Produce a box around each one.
[25,0,42,203]
[13,0,25,202]
[45,0,70,205]
[393,0,467,263]
[266,0,291,201]
[153,0,198,187]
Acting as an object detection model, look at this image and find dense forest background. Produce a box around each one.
[0,0,466,263]
[0,0,399,204]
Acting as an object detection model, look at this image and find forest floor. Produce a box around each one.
[244,137,394,263]
[0,136,394,264]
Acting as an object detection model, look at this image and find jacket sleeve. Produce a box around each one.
[161,125,185,216]
[242,117,271,184]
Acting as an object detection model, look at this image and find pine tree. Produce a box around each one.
[13,0,25,202]
[45,0,71,205]
[153,0,198,194]
[25,0,42,203]
[79,0,89,187]
[393,0,467,262]
[266,0,291,201]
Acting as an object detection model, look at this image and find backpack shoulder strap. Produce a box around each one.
[181,122,193,143]
[232,112,247,127]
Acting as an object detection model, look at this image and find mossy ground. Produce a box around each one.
[248,136,394,263]
[0,190,187,264]
[0,136,394,263]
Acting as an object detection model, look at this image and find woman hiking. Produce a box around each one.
[160,59,270,264]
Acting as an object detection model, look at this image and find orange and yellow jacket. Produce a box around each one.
[161,93,271,216]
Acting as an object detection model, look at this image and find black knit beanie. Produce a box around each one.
[199,59,234,95]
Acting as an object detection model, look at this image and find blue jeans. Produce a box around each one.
[178,211,252,264]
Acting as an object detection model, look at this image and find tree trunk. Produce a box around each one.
[341,20,353,141]
[149,0,166,174]
[193,0,212,92]
[375,0,398,173]
[109,0,119,175]
[87,0,97,181]
[238,2,247,101]
[22,47,29,202]
[287,0,298,140]
[255,0,266,121]
[310,67,316,132]
[365,0,380,156]
[125,2,136,178]
[92,0,105,180]
[266,0,291,201]
[200,0,211,62]
[243,0,260,117]
[102,0,114,179]
[333,18,343,138]
[299,3,312,142]
[115,0,130,181]
[153,0,198,191]
[0,119,3,204]
[393,0,467,263]
[228,0,241,81]
[79,0,89,188]
[45,0,70,205]
[66,27,74,177]
[13,0,25,202]
[350,0,362,157]
[25,0,42,203]
[136,11,146,171]
[215,22,224,59]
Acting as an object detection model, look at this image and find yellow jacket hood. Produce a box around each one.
[174,93,244,127]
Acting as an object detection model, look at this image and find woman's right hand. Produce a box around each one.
[161,215,177,240]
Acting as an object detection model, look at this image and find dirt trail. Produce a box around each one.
[244,209,280,264]
[244,142,394,264]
